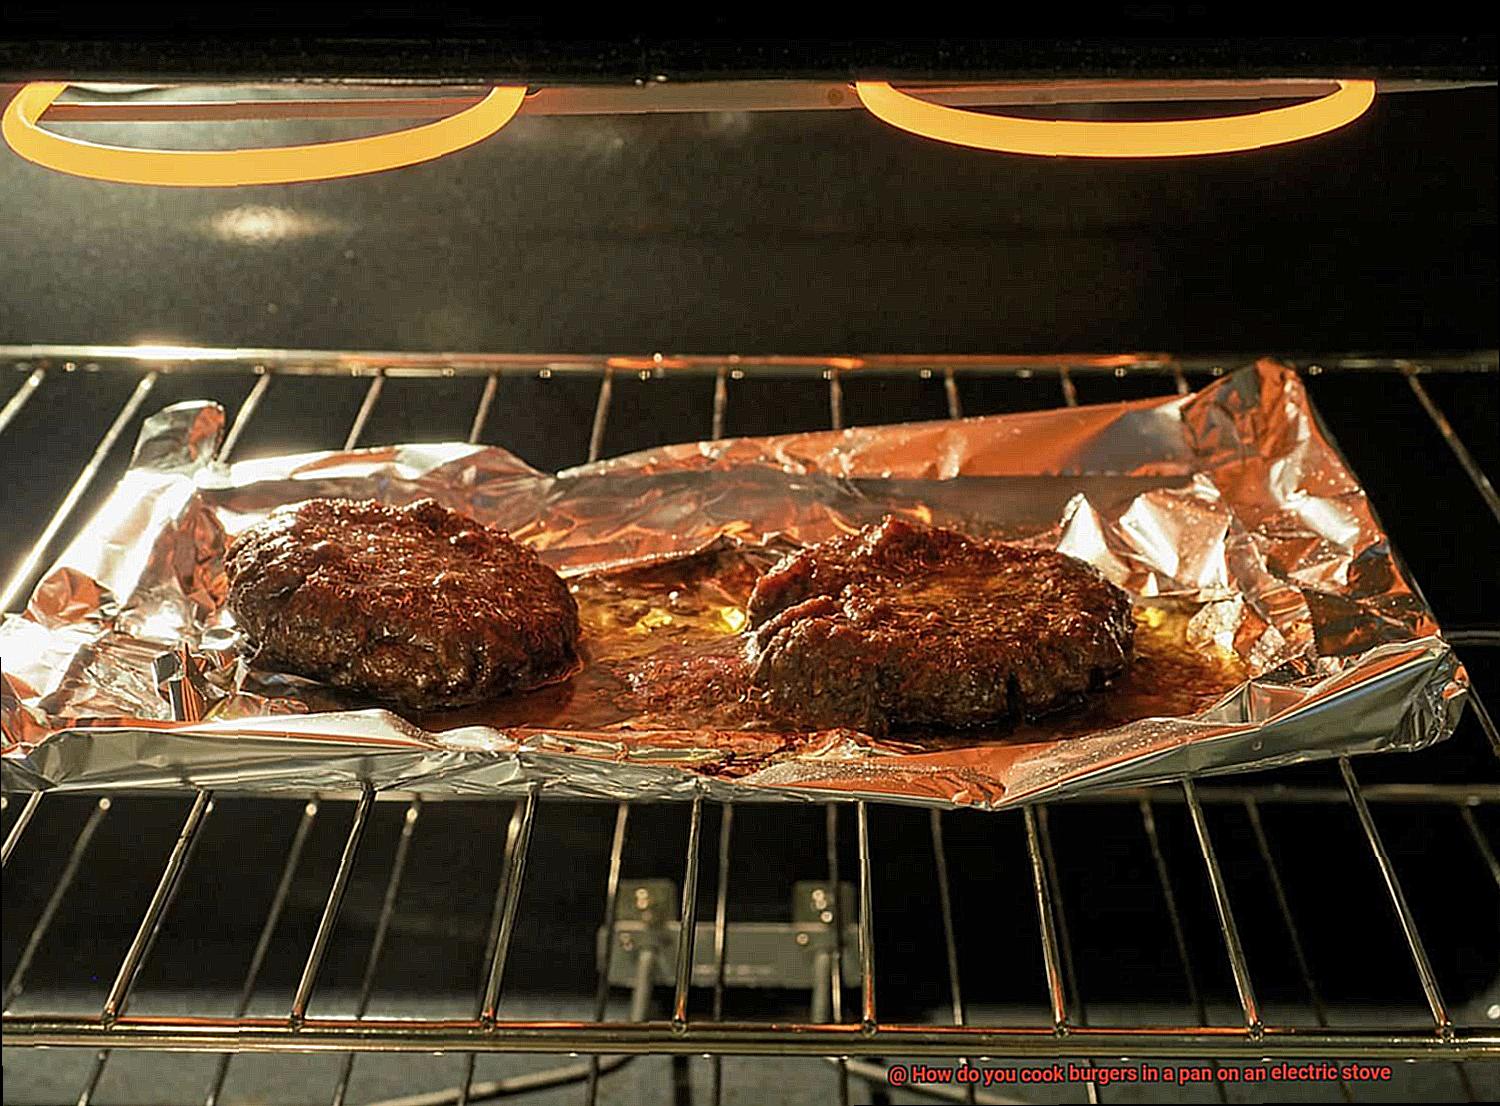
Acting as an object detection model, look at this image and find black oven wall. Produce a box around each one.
[0,85,1493,356]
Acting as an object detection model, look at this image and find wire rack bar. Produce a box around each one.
[828,368,845,431]
[1449,628,1500,646]
[1,790,43,868]
[390,1060,634,1106]
[455,805,518,1106]
[671,792,706,1030]
[1241,801,1332,1025]
[929,810,977,1105]
[1470,691,1500,758]
[0,371,157,612]
[1244,798,1356,1103]
[1058,365,1080,408]
[825,804,850,1106]
[1075,782,1500,805]
[75,1050,110,1106]
[855,800,876,1033]
[478,786,539,1025]
[94,372,282,1105]
[291,787,376,1027]
[929,811,968,1033]
[1460,805,1500,889]
[3,798,111,1011]
[454,1026,480,1095]
[2,774,1488,810]
[51,780,1483,806]
[79,791,214,1103]
[468,372,499,445]
[1074,368,1185,1104]
[217,370,273,462]
[1246,792,1373,1100]
[0,366,46,436]
[441,373,497,1089]
[1139,799,1211,1024]
[204,799,320,1106]
[427,1064,644,1106]
[344,374,386,451]
[102,790,213,1025]
[1182,779,1261,1034]
[1142,796,1231,1104]
[1338,757,1452,1033]
[1034,807,1088,1030]
[1403,364,1500,524]
[9,1016,1496,1059]
[1138,797,1229,1100]
[588,367,614,463]
[1033,805,1099,1103]
[1022,807,1069,1031]
[942,367,963,419]
[1013,365,1091,1092]
[584,802,630,1106]
[1335,770,1487,1102]
[712,365,729,442]
[709,802,733,1106]
[331,798,422,1106]
[3,345,1494,378]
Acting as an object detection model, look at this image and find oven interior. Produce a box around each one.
[1,63,1497,1105]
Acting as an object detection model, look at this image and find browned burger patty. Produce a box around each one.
[745,516,1134,732]
[225,498,580,710]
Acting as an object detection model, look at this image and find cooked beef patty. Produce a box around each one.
[745,516,1134,732]
[225,498,580,710]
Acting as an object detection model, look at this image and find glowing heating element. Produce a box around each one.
[1,83,526,186]
[854,80,1377,158]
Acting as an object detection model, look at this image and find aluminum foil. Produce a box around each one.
[0,360,1468,808]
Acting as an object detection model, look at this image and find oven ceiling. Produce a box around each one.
[0,19,1494,83]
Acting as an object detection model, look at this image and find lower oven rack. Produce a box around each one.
[2,349,1497,1105]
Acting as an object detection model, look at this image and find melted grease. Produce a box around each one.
[417,545,772,733]
[570,548,767,661]
[971,605,1244,747]
[418,545,1247,763]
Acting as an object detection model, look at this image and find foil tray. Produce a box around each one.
[0,360,1467,809]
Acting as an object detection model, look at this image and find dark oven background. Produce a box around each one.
[0,85,1493,354]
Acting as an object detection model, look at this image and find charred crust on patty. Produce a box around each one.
[744,515,1134,733]
[224,498,580,710]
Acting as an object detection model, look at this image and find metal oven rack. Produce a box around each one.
[2,347,1497,1105]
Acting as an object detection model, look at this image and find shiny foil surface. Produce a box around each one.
[0,361,1468,808]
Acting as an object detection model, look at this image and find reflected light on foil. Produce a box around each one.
[207,205,340,245]
[1286,493,1363,550]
